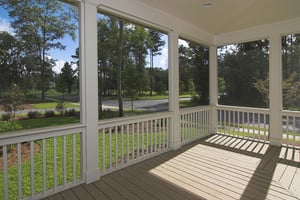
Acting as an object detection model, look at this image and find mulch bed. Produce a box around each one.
[0,143,40,170]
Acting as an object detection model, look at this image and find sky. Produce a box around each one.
[0,6,181,73]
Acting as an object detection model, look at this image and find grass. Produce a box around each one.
[31,102,79,109]
[180,100,204,108]
[0,134,82,200]
[0,117,80,133]
[0,129,167,200]
[98,130,167,171]
[16,116,80,130]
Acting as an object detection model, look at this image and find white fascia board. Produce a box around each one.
[96,0,214,45]
[215,17,300,46]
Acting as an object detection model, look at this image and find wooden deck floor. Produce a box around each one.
[44,134,300,200]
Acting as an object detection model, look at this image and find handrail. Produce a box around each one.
[217,105,270,113]
[0,123,85,145]
[98,111,173,128]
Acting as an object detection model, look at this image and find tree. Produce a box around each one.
[116,20,124,117]
[58,62,76,94]
[148,30,165,96]
[127,26,151,94]
[179,41,209,105]
[0,0,77,100]
[123,64,139,111]
[5,83,25,117]
[218,40,269,107]
[282,34,300,110]
[179,44,192,94]
[189,42,209,105]
[0,31,24,96]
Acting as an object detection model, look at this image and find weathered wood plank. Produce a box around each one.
[60,189,80,200]
[44,135,300,200]
[46,193,63,200]
[81,183,110,200]
[71,185,95,200]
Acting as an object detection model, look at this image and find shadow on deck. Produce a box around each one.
[45,134,300,200]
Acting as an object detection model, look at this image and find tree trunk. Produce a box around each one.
[150,52,153,96]
[117,20,124,117]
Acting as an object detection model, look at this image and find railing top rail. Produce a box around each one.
[179,105,212,115]
[217,105,270,113]
[98,111,173,129]
[0,123,85,145]
[282,109,300,117]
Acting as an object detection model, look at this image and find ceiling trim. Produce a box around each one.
[215,17,300,46]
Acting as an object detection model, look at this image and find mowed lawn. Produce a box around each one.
[31,102,79,109]
[0,115,167,200]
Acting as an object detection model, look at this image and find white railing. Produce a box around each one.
[0,124,85,200]
[282,110,300,148]
[98,112,171,175]
[217,105,270,142]
[180,106,211,145]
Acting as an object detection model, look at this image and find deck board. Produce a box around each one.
[44,135,300,200]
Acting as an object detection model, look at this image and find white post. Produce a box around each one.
[209,46,218,134]
[80,0,100,183]
[168,30,181,150]
[269,34,282,146]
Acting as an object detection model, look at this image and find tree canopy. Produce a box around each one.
[0,0,77,100]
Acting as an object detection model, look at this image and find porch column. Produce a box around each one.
[168,30,181,150]
[80,0,100,183]
[269,34,282,146]
[209,45,218,134]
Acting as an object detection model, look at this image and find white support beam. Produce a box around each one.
[168,30,181,150]
[80,0,100,183]
[269,34,282,146]
[209,46,218,134]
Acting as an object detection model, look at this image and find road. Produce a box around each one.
[102,99,169,112]
[0,98,192,115]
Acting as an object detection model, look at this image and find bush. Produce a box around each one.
[99,109,119,120]
[27,111,41,119]
[44,110,55,118]
[56,101,65,115]
[1,113,11,121]
[0,121,21,133]
[64,108,76,116]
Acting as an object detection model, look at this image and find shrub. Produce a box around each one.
[64,108,76,116]
[56,101,65,115]
[99,109,118,120]
[0,120,21,133]
[44,110,55,118]
[27,111,41,119]
[2,113,12,121]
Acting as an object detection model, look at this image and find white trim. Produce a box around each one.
[209,46,218,134]
[96,0,214,44]
[215,17,300,46]
[168,30,181,150]
[269,34,283,146]
[81,0,100,183]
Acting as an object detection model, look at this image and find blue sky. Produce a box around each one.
[0,6,169,73]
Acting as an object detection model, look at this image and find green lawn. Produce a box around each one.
[31,102,79,109]
[0,127,167,200]
[0,117,79,133]
[98,130,167,171]
[0,134,82,200]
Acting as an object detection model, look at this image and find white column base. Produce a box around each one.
[269,137,282,147]
[170,141,181,150]
[85,169,100,184]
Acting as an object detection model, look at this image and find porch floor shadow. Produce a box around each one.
[44,134,300,200]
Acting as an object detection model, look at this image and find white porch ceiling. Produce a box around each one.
[136,0,300,35]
